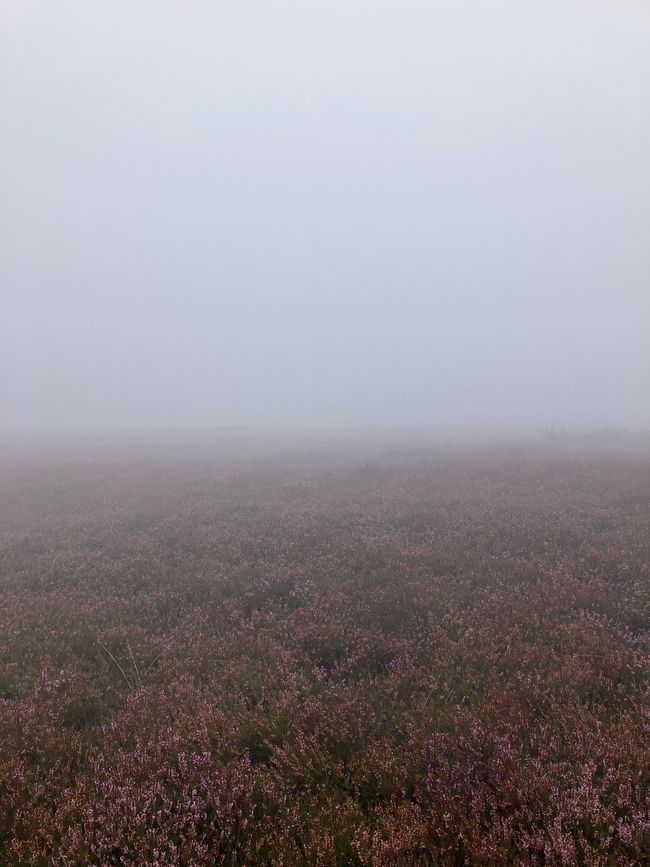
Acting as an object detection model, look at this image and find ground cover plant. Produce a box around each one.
[0,444,648,865]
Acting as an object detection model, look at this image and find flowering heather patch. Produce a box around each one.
[0,446,648,865]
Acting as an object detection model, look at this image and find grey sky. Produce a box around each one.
[2,1,649,436]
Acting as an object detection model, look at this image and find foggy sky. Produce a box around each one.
[2,1,649,437]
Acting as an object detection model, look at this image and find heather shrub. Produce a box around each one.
[0,450,648,864]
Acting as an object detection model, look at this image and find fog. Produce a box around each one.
[2,1,649,439]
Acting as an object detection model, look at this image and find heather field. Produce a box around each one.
[0,445,648,866]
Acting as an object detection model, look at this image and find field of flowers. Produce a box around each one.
[0,445,648,865]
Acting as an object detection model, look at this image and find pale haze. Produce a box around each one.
[2,0,649,437]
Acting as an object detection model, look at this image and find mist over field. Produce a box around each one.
[2,0,649,438]
[1,3,649,866]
